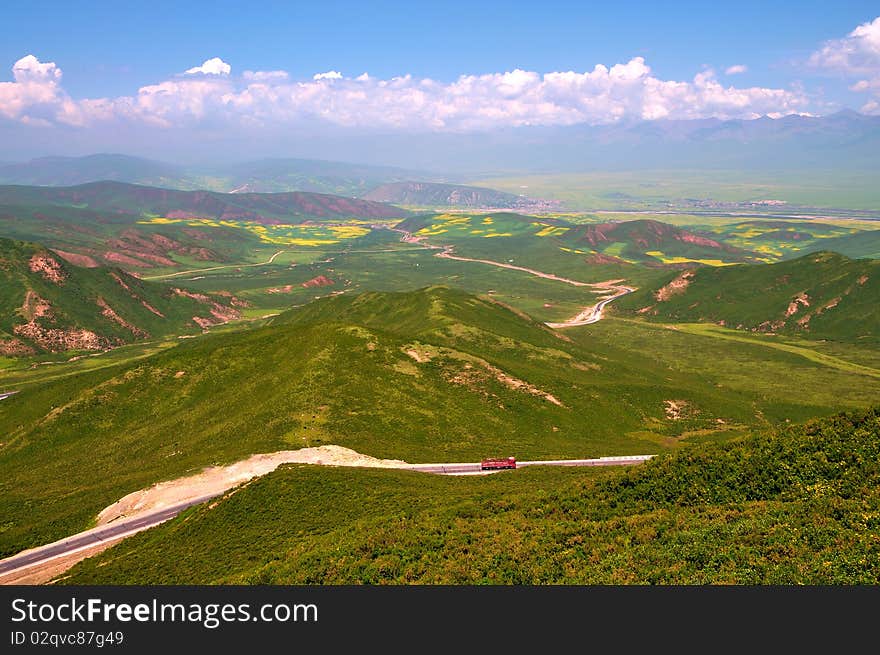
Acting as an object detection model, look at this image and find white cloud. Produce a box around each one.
[243,70,289,82]
[313,70,343,81]
[0,55,815,131]
[0,55,70,123]
[809,16,880,75]
[13,54,62,83]
[809,16,880,114]
[184,57,231,76]
[725,64,748,75]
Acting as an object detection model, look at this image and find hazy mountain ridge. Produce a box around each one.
[362,181,550,209]
[0,181,409,223]
[0,155,444,197]
[2,112,878,193]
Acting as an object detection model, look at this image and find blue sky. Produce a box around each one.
[1,1,879,159]
[2,1,876,94]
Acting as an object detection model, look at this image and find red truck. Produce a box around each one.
[480,456,517,471]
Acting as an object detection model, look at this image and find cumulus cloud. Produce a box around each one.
[725,64,748,75]
[313,70,343,81]
[809,16,880,114]
[243,70,289,82]
[184,57,231,76]
[0,55,75,124]
[809,16,880,75]
[13,54,62,83]
[0,54,815,131]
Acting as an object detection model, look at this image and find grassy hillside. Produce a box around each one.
[397,213,754,272]
[562,219,753,265]
[801,230,880,260]
[0,182,409,276]
[0,237,244,355]
[617,252,880,342]
[3,286,879,558]
[61,408,880,584]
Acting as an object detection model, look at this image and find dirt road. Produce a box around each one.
[545,283,635,328]
[141,250,286,280]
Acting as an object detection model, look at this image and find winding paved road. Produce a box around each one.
[0,455,653,583]
[0,494,217,581]
[141,250,287,280]
[545,285,635,328]
[394,228,636,327]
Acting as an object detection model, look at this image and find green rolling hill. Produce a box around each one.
[617,251,879,341]
[0,237,245,355]
[1,285,818,558]
[800,230,880,260]
[561,219,753,265]
[60,408,880,584]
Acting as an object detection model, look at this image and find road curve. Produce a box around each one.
[0,493,217,581]
[545,285,635,328]
[393,228,635,327]
[0,455,653,582]
[141,250,286,280]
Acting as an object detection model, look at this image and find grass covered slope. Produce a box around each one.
[0,237,243,355]
[1,285,811,557]
[562,219,753,265]
[618,251,880,342]
[801,230,880,260]
[61,408,880,584]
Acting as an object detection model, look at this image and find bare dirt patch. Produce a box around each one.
[0,338,35,356]
[664,399,691,420]
[785,292,810,317]
[29,254,66,284]
[173,288,243,327]
[14,292,111,352]
[97,297,149,338]
[405,347,433,363]
[404,342,563,405]
[52,249,99,268]
[655,270,694,302]
[302,275,334,288]
[96,446,411,526]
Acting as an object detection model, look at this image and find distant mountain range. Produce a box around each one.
[0,181,408,223]
[386,109,880,173]
[0,155,443,197]
[361,181,554,209]
[1,111,877,195]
